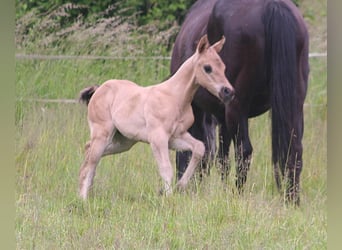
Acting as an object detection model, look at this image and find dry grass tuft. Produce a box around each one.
[15,4,179,57]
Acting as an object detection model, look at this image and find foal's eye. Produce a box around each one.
[204,65,212,74]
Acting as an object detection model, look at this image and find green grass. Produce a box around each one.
[15,57,326,249]
[15,58,170,100]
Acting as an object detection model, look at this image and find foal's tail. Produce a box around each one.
[263,2,299,175]
[79,85,99,105]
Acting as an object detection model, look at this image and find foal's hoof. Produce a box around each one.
[79,193,88,201]
[158,187,172,196]
[175,182,186,193]
[158,188,165,196]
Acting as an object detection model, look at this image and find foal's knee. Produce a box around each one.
[193,141,205,160]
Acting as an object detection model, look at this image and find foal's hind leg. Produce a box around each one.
[79,124,114,199]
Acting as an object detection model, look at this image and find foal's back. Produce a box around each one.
[89,79,147,110]
[87,80,150,139]
[90,79,149,112]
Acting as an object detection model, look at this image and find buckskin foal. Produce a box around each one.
[78,35,234,199]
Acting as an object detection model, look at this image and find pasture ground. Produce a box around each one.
[15,57,326,249]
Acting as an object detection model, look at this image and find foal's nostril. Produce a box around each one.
[220,87,234,103]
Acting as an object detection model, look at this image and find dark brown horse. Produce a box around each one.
[170,0,309,205]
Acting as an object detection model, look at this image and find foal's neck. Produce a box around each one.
[164,55,198,102]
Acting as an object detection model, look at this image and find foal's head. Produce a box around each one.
[193,35,234,103]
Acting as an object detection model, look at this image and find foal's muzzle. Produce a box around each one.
[219,87,235,103]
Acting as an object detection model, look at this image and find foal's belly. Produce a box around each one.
[115,121,148,142]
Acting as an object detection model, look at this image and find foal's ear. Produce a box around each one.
[196,35,210,54]
[212,36,226,53]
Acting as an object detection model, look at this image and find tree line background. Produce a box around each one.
[16,0,300,28]
[15,0,315,58]
[16,0,198,26]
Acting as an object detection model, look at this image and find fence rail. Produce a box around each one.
[17,98,326,107]
[19,98,79,104]
[15,52,326,61]
[16,52,326,105]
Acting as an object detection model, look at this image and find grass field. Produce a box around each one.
[15,1,327,249]
[15,56,326,249]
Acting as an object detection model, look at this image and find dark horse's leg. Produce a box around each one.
[233,116,253,191]
[217,122,231,180]
[176,104,217,180]
[221,101,253,191]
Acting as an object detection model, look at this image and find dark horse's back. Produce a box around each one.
[171,0,309,205]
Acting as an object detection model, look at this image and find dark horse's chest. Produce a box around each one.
[204,2,272,117]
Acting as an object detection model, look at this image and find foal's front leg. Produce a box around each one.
[149,134,174,195]
[171,132,205,190]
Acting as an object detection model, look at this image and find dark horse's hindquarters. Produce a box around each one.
[171,0,309,205]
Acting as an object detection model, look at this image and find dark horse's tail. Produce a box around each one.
[263,2,299,187]
[79,85,99,105]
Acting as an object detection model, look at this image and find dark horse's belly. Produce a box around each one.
[248,91,271,117]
